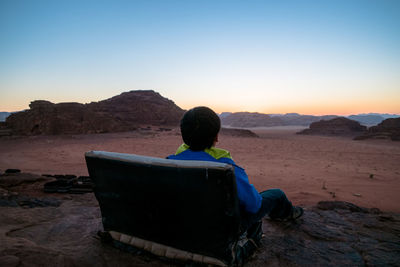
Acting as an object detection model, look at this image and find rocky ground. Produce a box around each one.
[1,172,399,266]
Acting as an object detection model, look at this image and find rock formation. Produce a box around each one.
[297,117,367,136]
[354,117,400,141]
[1,172,399,266]
[5,90,185,135]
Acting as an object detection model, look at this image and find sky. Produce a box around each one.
[0,0,399,115]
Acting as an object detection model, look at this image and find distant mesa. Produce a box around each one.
[348,114,384,126]
[218,112,232,119]
[297,117,367,136]
[0,112,11,122]
[220,112,399,128]
[282,112,300,116]
[221,112,282,127]
[5,90,185,136]
[221,112,337,127]
[354,117,400,141]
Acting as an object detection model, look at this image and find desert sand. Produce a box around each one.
[1,127,399,212]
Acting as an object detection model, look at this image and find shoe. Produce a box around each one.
[246,221,263,247]
[234,236,258,265]
[290,206,304,220]
[270,206,304,222]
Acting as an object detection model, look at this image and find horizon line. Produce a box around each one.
[1,109,399,118]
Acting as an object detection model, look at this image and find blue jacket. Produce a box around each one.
[167,144,262,214]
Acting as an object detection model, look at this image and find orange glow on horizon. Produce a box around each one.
[200,102,400,116]
[178,105,399,117]
[2,97,399,117]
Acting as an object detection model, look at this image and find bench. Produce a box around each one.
[85,150,251,266]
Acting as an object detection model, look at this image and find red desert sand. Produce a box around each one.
[0,126,399,212]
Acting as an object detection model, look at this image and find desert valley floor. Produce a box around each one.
[1,126,399,213]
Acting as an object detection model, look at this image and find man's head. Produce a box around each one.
[180,106,221,151]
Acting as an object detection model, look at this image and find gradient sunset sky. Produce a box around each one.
[1,0,399,115]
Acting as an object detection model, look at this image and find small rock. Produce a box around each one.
[322,181,327,190]
[5,169,21,174]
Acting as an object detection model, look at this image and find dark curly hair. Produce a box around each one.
[180,106,221,151]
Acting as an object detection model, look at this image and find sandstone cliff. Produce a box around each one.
[5,90,185,135]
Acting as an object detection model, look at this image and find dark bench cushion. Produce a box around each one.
[85,151,241,265]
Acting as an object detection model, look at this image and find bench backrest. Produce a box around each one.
[85,151,241,263]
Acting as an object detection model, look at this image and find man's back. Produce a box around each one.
[168,144,262,214]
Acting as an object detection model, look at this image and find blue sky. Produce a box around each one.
[1,0,399,114]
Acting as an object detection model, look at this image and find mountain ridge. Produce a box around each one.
[220,112,399,127]
[2,90,399,127]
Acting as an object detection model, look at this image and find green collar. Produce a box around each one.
[175,144,233,160]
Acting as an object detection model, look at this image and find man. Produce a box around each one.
[167,106,303,246]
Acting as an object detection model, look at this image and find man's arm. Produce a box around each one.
[234,166,262,214]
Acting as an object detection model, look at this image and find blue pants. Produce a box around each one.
[241,189,293,231]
